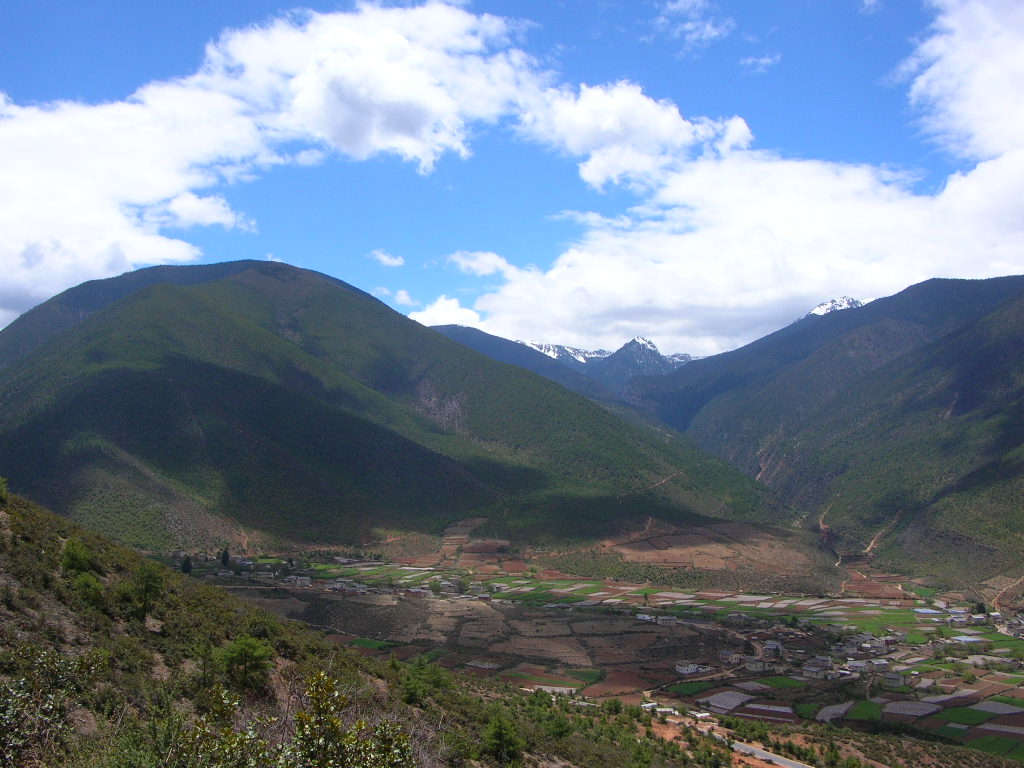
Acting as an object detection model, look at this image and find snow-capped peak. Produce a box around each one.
[519,340,610,363]
[628,336,660,352]
[806,296,863,317]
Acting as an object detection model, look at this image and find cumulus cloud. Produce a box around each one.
[447,250,523,278]
[0,1,543,323]
[408,295,482,326]
[394,289,418,306]
[428,0,1024,355]
[369,249,405,267]
[519,81,750,189]
[4,0,1023,359]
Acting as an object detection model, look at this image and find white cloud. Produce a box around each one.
[394,289,418,306]
[657,0,735,50]
[519,81,749,189]
[740,54,781,74]
[424,0,1024,355]
[0,2,544,323]
[903,0,1024,161]
[447,250,522,277]
[369,248,406,267]
[4,0,1024,361]
[408,295,481,326]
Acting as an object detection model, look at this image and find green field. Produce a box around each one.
[566,668,604,684]
[795,702,819,719]
[846,700,882,721]
[666,681,716,696]
[500,671,583,688]
[1007,742,1024,761]
[937,707,997,725]
[348,637,396,650]
[969,734,1021,755]
[758,676,807,689]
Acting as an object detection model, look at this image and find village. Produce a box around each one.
[170,536,1024,763]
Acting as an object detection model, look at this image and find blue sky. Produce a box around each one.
[2,1,1022,354]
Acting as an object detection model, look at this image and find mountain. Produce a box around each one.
[519,340,612,371]
[510,336,692,397]
[802,295,864,319]
[631,275,1024,581]
[431,325,615,401]
[0,260,781,551]
[585,337,690,393]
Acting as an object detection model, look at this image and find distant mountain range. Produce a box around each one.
[0,260,779,552]
[630,276,1024,581]
[3,262,1022,585]
[443,295,863,399]
[432,330,695,399]
[436,281,1024,583]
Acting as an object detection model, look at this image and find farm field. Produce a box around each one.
[215,526,1024,764]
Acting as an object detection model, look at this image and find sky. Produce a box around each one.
[1,0,1023,356]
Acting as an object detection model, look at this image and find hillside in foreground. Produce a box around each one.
[0,484,749,768]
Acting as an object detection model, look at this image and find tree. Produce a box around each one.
[0,476,8,505]
[133,560,165,620]
[217,634,274,692]
[181,555,193,575]
[482,712,524,766]
[221,547,230,568]
[61,536,100,574]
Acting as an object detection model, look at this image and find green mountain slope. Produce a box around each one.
[0,261,780,550]
[634,276,1024,581]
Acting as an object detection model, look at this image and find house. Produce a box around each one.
[764,640,784,657]
[744,657,783,673]
[720,650,743,665]
[657,615,680,626]
[883,671,912,688]
[675,662,711,676]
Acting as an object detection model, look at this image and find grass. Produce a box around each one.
[968,734,1020,756]
[1007,742,1024,761]
[933,725,970,742]
[846,700,882,721]
[566,668,604,684]
[794,702,819,719]
[500,671,582,688]
[936,707,997,725]
[666,681,715,697]
[987,696,1024,708]
[348,637,396,650]
[758,676,807,689]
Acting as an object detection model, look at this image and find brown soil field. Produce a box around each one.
[229,586,738,697]
[602,521,819,576]
[581,669,655,696]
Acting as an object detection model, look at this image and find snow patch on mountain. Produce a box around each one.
[805,296,864,317]
[519,341,611,364]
